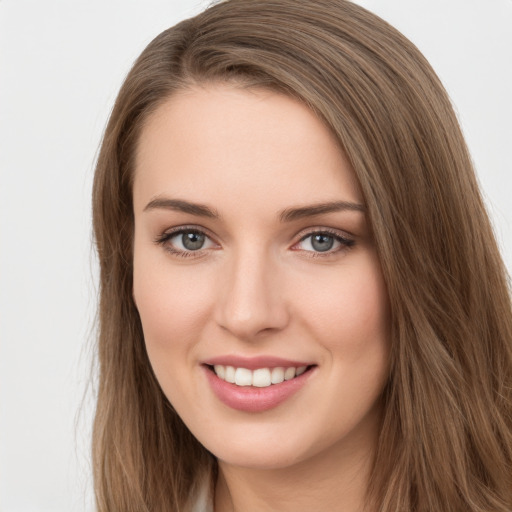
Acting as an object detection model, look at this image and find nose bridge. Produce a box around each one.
[216,244,288,340]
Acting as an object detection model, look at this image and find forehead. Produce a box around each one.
[133,84,363,215]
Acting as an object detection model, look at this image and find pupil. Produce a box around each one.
[182,232,205,250]
[311,234,334,252]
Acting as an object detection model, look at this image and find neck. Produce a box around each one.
[214,433,377,512]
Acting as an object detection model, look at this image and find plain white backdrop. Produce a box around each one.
[0,1,510,510]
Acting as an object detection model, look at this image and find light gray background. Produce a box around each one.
[1,1,511,510]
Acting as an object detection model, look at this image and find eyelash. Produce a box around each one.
[154,226,355,259]
[154,226,215,259]
[294,228,355,258]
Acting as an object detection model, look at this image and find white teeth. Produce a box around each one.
[212,364,309,387]
[252,368,271,387]
[214,365,225,379]
[225,366,236,383]
[234,367,252,386]
[271,367,285,384]
[296,366,307,376]
[284,367,296,380]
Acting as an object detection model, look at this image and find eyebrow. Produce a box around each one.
[143,197,365,221]
[279,201,365,222]
[144,198,220,218]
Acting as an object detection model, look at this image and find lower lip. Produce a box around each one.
[203,366,314,413]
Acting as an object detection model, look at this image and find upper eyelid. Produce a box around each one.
[294,231,354,248]
[295,226,355,241]
[158,224,216,240]
[153,227,216,253]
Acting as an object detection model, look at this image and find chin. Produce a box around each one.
[215,445,309,471]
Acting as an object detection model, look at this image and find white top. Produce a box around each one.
[190,475,214,512]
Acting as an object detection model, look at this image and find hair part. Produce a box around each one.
[92,1,512,510]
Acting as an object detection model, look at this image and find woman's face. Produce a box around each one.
[132,85,390,470]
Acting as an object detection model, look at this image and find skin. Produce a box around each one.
[132,84,391,512]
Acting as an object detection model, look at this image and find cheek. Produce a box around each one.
[293,255,390,359]
[132,254,218,413]
[132,250,215,358]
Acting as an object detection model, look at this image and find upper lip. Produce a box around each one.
[202,355,315,370]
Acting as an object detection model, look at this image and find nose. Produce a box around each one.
[215,248,290,341]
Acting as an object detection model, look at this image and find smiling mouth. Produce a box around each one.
[206,364,315,388]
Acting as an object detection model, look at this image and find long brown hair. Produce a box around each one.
[92,1,512,510]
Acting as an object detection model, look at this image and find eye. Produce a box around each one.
[295,230,354,255]
[155,228,217,256]
[173,231,208,251]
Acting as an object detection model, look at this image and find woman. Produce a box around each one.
[91,0,512,510]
